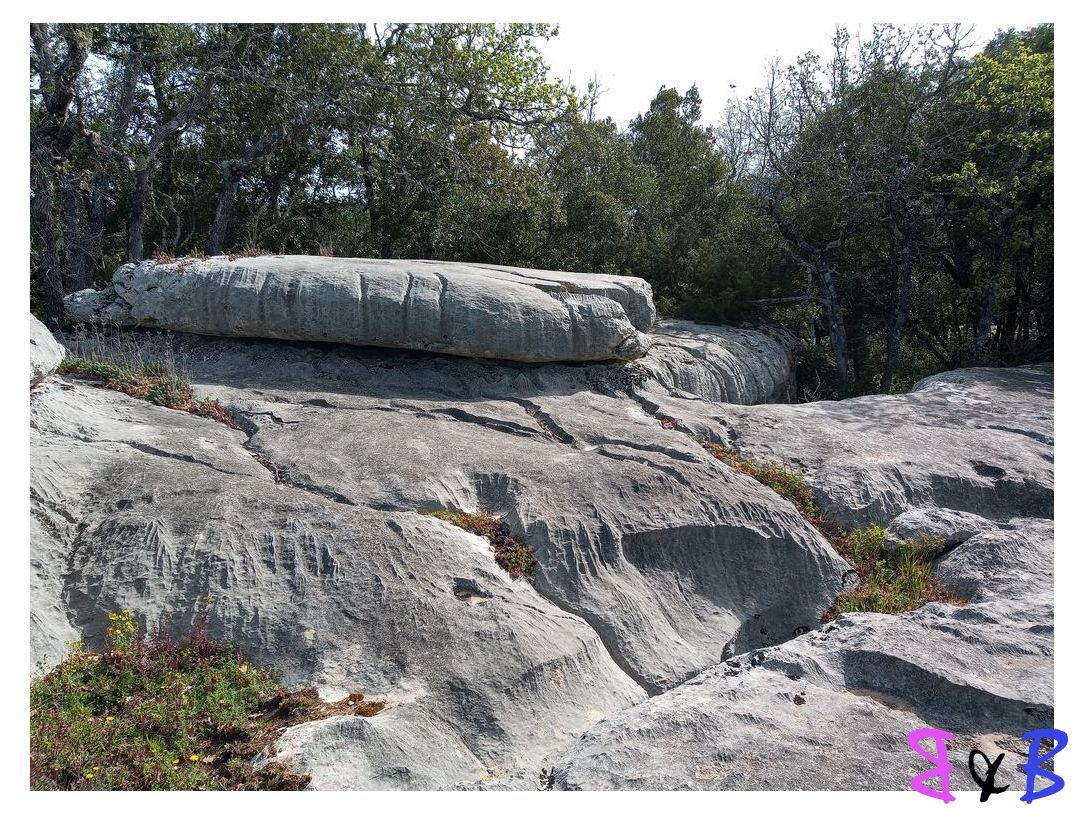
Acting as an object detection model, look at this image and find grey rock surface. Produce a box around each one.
[552,366,1053,791]
[885,507,998,553]
[64,256,656,363]
[553,518,1054,791]
[31,309,1054,791]
[30,313,65,386]
[32,328,848,788]
[638,320,795,404]
[102,332,848,692]
[258,706,488,790]
[637,367,1053,527]
[30,378,646,782]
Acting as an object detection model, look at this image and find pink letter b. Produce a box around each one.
[908,727,956,803]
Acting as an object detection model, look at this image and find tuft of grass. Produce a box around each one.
[31,609,385,790]
[58,355,236,428]
[699,440,963,624]
[428,509,539,580]
[227,245,273,261]
[700,441,824,523]
[822,528,962,621]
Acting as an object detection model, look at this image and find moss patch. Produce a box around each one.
[58,356,236,428]
[699,440,964,624]
[30,610,384,790]
[428,509,539,580]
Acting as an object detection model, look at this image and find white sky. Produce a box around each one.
[538,19,1049,128]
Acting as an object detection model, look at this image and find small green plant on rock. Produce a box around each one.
[700,441,824,522]
[823,528,960,622]
[58,355,235,428]
[428,509,539,580]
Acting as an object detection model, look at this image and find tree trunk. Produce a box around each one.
[30,24,92,324]
[128,167,151,261]
[361,140,380,252]
[208,164,240,255]
[814,258,851,392]
[61,182,88,291]
[205,107,323,255]
[881,263,912,392]
[31,165,66,325]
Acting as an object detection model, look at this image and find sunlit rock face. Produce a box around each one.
[32,290,1053,790]
[64,256,657,363]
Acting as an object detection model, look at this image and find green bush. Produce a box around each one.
[824,531,958,622]
[30,610,384,790]
[58,355,234,427]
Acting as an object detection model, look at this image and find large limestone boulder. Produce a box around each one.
[32,329,848,787]
[552,365,1053,791]
[32,305,1054,791]
[30,378,646,780]
[552,519,1053,791]
[30,313,65,386]
[63,256,656,363]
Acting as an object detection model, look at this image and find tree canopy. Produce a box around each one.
[30,22,1054,397]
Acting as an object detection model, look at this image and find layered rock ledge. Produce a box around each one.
[64,256,657,363]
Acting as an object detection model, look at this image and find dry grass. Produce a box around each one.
[427,509,539,580]
[701,441,824,522]
[227,245,274,261]
[55,332,237,434]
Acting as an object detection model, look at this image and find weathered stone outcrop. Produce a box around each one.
[639,320,795,404]
[552,366,1054,791]
[552,519,1053,791]
[885,507,997,553]
[31,290,1054,790]
[64,256,656,363]
[32,327,848,787]
[637,367,1054,527]
[30,313,64,386]
[30,379,646,778]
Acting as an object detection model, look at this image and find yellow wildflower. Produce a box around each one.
[106,715,115,722]
[189,754,200,762]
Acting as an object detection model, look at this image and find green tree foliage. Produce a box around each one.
[30,23,1053,397]
[725,24,1053,395]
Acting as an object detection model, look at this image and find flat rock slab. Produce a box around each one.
[637,367,1054,527]
[64,256,656,363]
